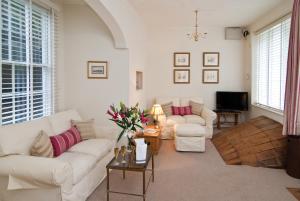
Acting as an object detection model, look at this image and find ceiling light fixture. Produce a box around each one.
[187,10,207,41]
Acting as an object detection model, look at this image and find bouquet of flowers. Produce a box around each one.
[107,102,149,143]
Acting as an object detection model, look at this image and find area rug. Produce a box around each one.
[212,116,287,168]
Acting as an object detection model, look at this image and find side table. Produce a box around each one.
[136,125,162,155]
[214,110,241,129]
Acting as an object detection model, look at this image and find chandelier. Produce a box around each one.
[187,10,207,41]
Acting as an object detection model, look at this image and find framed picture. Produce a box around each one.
[136,71,143,90]
[174,52,190,67]
[203,69,219,84]
[203,52,220,67]
[174,69,190,84]
[87,61,108,79]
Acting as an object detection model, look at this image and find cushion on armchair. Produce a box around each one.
[189,101,204,116]
[166,115,185,126]
[183,115,206,125]
[171,106,192,116]
[161,102,173,116]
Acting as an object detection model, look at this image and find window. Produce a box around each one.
[255,16,291,112]
[1,0,55,125]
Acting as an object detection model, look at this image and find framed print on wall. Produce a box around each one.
[87,61,108,79]
[203,52,220,67]
[174,52,190,67]
[202,69,219,84]
[174,69,190,84]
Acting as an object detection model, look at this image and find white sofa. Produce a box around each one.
[0,110,117,201]
[156,97,216,139]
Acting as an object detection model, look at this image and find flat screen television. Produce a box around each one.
[216,91,248,111]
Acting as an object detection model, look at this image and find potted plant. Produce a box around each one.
[107,102,149,147]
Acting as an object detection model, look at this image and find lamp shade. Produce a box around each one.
[151,104,164,115]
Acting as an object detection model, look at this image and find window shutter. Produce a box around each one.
[255,17,291,111]
[1,0,55,125]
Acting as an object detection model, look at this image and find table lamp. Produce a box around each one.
[151,104,164,128]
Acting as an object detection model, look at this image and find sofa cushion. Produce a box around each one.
[190,101,204,116]
[161,102,173,117]
[57,152,97,185]
[0,117,54,156]
[50,126,82,157]
[48,110,82,135]
[71,119,96,140]
[166,115,185,126]
[68,139,113,161]
[171,106,192,116]
[156,97,180,106]
[175,124,206,137]
[30,131,53,158]
[184,115,206,125]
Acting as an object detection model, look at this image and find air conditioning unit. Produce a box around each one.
[225,27,249,40]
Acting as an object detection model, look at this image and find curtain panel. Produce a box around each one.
[283,0,300,135]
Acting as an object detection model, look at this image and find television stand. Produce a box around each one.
[213,110,241,129]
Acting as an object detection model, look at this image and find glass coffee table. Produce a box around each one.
[106,149,154,201]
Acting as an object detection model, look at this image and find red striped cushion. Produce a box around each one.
[50,126,82,157]
[171,106,192,116]
[172,106,180,115]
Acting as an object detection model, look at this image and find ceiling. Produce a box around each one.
[129,0,285,28]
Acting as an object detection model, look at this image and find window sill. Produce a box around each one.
[252,104,284,116]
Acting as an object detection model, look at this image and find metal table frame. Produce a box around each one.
[106,154,154,201]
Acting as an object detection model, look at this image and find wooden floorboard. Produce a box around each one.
[287,188,300,201]
[212,116,287,168]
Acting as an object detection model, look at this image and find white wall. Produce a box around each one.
[63,3,129,125]
[146,26,247,111]
[245,0,293,123]
[91,0,148,109]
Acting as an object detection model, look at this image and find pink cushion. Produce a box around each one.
[171,106,192,116]
[50,126,82,157]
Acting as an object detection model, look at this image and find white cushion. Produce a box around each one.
[175,124,206,137]
[180,97,204,106]
[183,115,206,126]
[0,117,53,155]
[156,97,180,106]
[57,152,97,185]
[166,115,185,126]
[48,110,82,135]
[68,139,113,161]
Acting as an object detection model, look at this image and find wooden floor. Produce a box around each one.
[212,116,287,168]
[287,188,300,201]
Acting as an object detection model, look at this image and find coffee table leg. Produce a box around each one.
[152,155,154,182]
[123,170,125,179]
[143,170,146,201]
[107,168,109,201]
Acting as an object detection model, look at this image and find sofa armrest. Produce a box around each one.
[157,114,167,126]
[94,125,120,142]
[201,107,217,127]
[0,155,72,190]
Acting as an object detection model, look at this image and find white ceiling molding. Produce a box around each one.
[84,0,128,49]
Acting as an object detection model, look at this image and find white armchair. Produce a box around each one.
[156,97,216,139]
